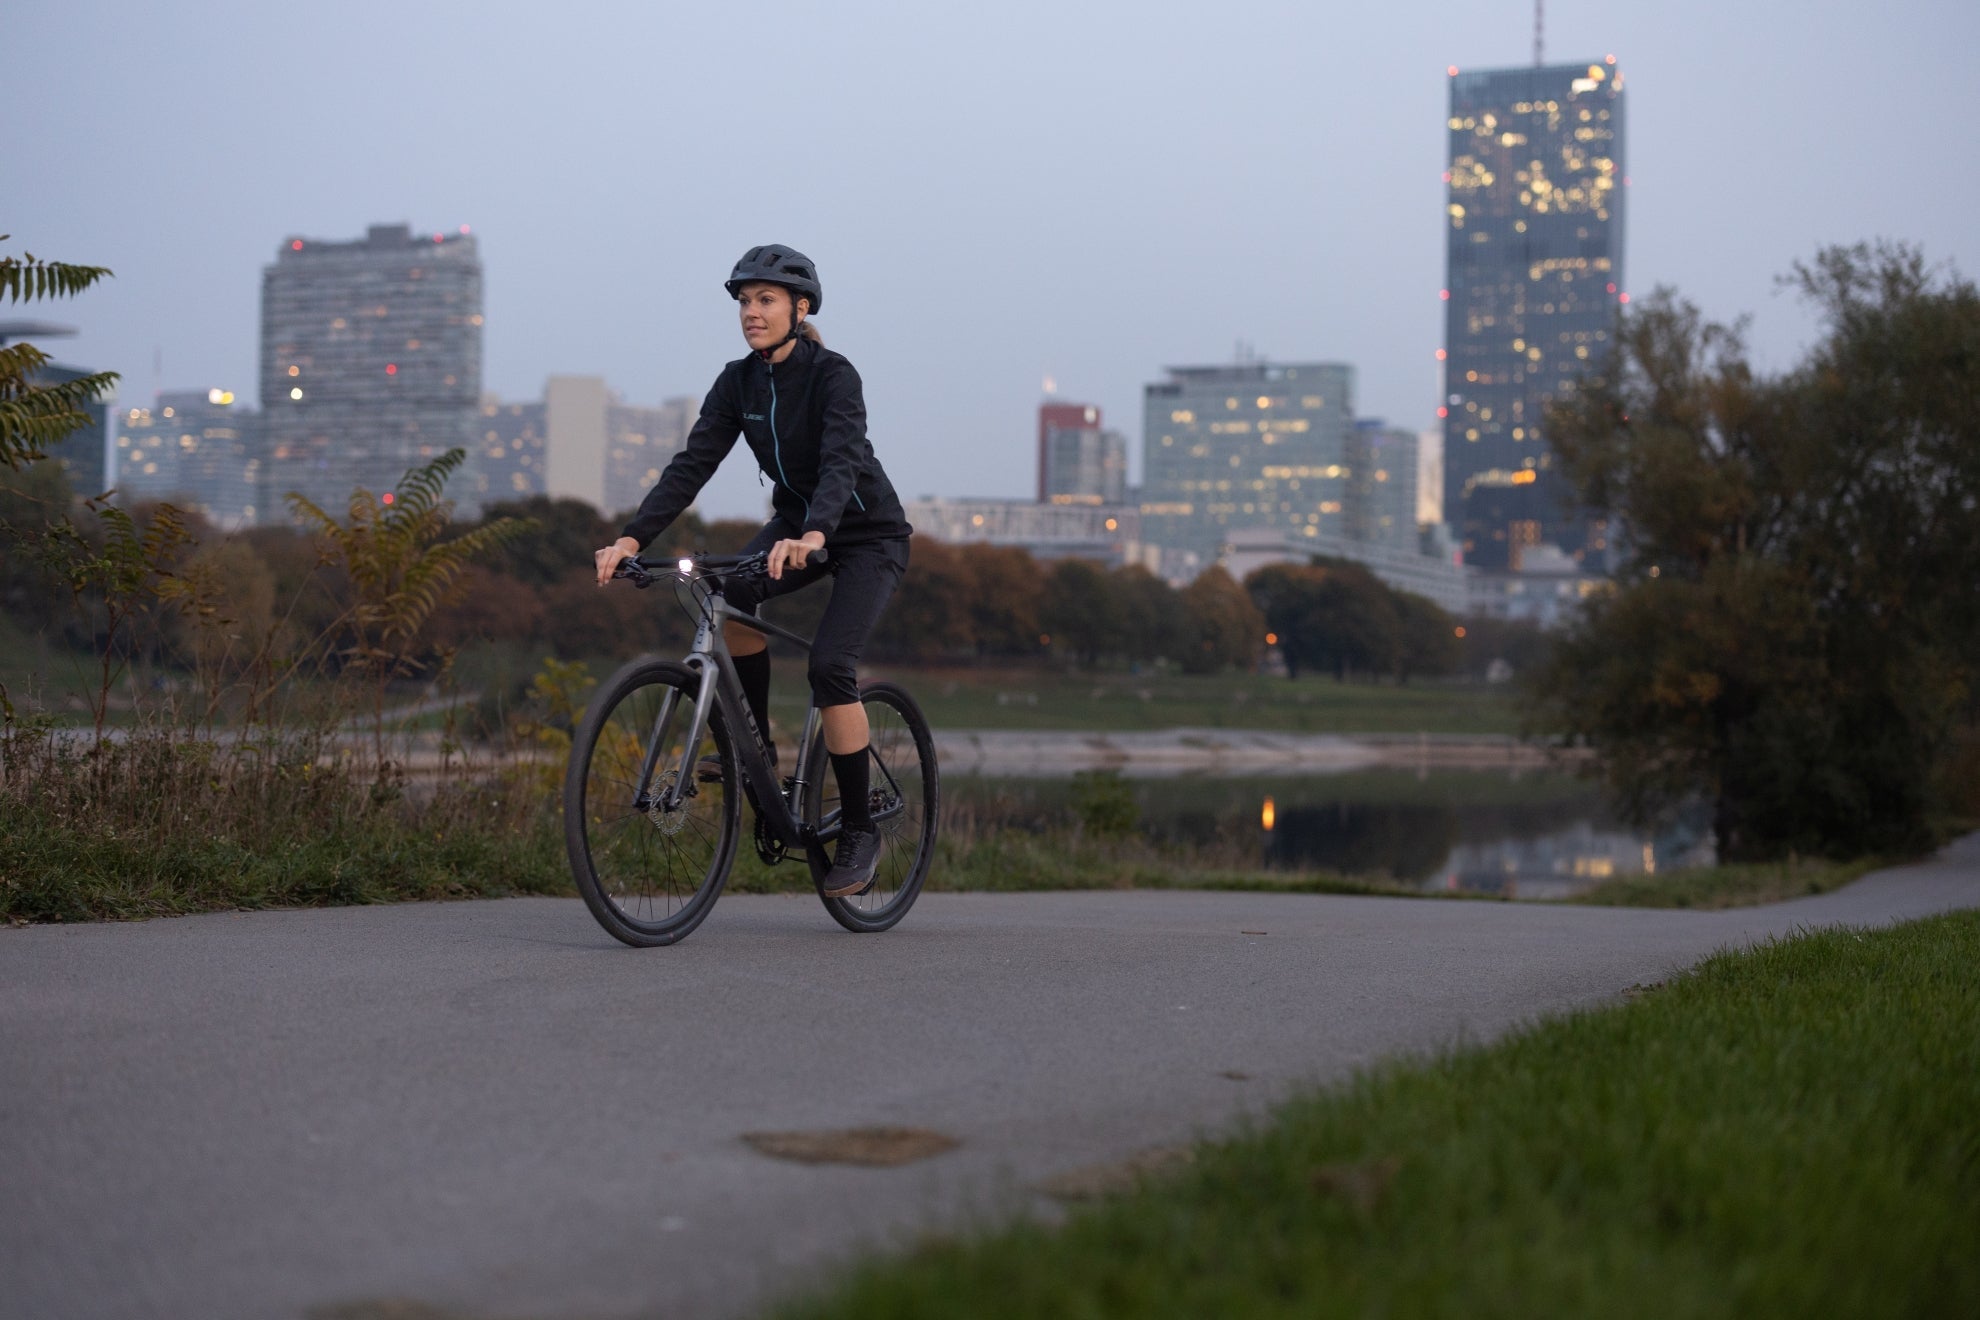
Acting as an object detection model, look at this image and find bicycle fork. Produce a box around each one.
[641,654,826,855]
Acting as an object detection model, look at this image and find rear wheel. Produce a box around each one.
[803,681,939,933]
[564,659,738,946]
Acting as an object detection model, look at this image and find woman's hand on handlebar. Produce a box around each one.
[595,536,641,586]
[767,531,826,580]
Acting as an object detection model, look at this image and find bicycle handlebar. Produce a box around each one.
[612,547,829,589]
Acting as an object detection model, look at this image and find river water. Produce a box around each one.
[945,768,1715,900]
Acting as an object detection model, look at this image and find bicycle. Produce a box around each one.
[563,550,940,946]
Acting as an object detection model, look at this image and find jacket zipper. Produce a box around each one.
[767,363,811,523]
[767,350,869,520]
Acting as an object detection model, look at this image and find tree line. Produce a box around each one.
[3,456,1523,709]
[1535,242,1980,860]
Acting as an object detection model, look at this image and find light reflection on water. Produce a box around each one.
[948,769,1714,900]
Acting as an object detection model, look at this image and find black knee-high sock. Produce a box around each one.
[733,649,774,761]
[831,748,873,831]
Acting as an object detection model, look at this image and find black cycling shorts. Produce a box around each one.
[724,521,909,708]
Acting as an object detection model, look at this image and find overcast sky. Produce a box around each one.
[8,0,1973,519]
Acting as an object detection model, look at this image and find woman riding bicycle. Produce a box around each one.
[593,245,913,898]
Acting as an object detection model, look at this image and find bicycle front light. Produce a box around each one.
[678,557,694,575]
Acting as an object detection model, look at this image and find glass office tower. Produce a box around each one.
[1142,361,1354,569]
[116,389,261,529]
[1443,60,1625,568]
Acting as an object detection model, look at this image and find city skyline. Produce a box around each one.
[7,1,1974,521]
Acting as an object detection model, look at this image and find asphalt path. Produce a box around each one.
[5,836,1977,1320]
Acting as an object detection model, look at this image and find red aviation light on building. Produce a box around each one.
[1435,349,1447,361]
[432,233,444,243]
[1619,293,1632,304]
[385,363,398,375]
[1447,65,1459,76]
[1607,283,1618,294]
[1437,406,1449,418]
[1606,54,1617,65]
[290,239,303,250]
[1441,170,1451,182]
[381,492,395,506]
[459,224,471,234]
[1439,289,1450,301]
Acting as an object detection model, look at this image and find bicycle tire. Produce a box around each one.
[564,658,739,946]
[802,680,940,933]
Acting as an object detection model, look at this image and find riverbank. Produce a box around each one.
[934,727,1572,776]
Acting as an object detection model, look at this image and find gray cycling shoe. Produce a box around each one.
[821,825,882,897]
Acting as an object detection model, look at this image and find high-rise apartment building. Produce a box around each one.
[1141,361,1354,569]
[604,395,696,518]
[1038,400,1126,506]
[115,389,260,529]
[1443,59,1625,568]
[259,223,482,519]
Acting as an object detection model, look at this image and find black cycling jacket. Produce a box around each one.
[619,338,912,549]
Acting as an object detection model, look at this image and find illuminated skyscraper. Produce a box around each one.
[1141,361,1354,569]
[1443,59,1625,568]
[259,223,482,519]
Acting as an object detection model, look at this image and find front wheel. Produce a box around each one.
[802,681,940,933]
[564,659,739,946]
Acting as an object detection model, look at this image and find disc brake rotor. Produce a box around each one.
[644,769,690,836]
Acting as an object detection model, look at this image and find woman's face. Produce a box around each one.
[737,282,805,352]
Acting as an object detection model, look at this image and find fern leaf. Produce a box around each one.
[0,255,115,303]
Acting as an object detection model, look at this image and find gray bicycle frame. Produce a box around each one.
[640,570,832,859]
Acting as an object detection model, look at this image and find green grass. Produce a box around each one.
[0,726,576,923]
[799,662,1523,736]
[0,799,573,922]
[773,911,1980,1320]
[1571,854,1889,910]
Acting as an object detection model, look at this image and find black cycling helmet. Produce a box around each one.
[725,244,823,314]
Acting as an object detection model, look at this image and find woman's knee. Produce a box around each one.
[806,653,859,707]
